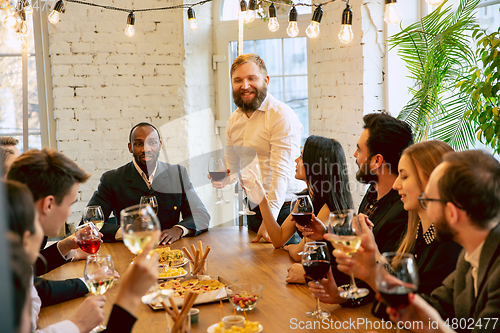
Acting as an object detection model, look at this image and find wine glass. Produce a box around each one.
[238,163,260,216]
[75,222,101,254]
[120,204,169,304]
[327,209,369,299]
[208,157,230,205]
[291,195,314,226]
[84,254,115,332]
[140,195,159,215]
[302,241,331,318]
[376,252,419,333]
[82,206,105,231]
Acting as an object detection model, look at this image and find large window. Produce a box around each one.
[0,8,41,151]
[229,38,309,143]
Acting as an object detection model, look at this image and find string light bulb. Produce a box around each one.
[48,0,65,25]
[384,0,401,25]
[246,0,256,23]
[124,12,135,37]
[187,8,198,31]
[268,3,279,32]
[306,6,323,38]
[286,6,299,37]
[338,3,353,44]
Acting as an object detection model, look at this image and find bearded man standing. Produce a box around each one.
[212,54,303,243]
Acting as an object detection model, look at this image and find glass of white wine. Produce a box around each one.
[84,254,115,332]
[83,206,105,231]
[139,195,159,215]
[327,209,369,299]
[120,204,169,304]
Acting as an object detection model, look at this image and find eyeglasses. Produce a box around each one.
[418,192,447,210]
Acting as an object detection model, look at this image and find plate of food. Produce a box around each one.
[148,275,228,309]
[207,321,262,333]
[158,267,187,280]
[154,247,186,267]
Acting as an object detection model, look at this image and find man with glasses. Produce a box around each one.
[389,150,500,333]
[87,122,210,245]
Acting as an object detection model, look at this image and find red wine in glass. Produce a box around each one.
[77,238,101,254]
[379,286,416,308]
[209,171,227,182]
[303,260,330,280]
[292,212,313,226]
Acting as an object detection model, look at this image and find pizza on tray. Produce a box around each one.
[158,278,225,298]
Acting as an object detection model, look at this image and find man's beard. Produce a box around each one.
[434,210,457,243]
[355,160,378,185]
[233,85,267,113]
[134,152,158,175]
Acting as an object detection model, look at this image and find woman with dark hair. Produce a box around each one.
[6,179,159,333]
[244,135,353,261]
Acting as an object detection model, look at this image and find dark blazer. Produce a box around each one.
[35,237,89,307]
[88,161,210,241]
[424,222,500,333]
[358,187,408,254]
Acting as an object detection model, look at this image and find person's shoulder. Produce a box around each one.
[264,94,295,115]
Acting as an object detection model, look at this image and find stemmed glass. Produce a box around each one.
[120,204,169,304]
[84,254,115,332]
[327,209,369,299]
[140,195,159,215]
[208,157,230,205]
[291,195,314,226]
[376,252,419,333]
[238,163,261,216]
[82,206,105,231]
[75,222,101,254]
[302,241,331,318]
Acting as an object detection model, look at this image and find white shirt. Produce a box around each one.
[464,241,484,297]
[226,93,304,219]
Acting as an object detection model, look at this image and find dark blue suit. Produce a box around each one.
[88,161,210,241]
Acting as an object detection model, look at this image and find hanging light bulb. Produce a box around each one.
[246,0,256,23]
[187,8,198,31]
[124,12,135,37]
[338,3,353,44]
[286,6,299,37]
[268,3,279,32]
[384,0,401,25]
[240,0,248,16]
[48,0,64,25]
[306,6,323,38]
[426,0,444,5]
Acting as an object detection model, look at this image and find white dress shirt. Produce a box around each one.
[464,240,485,297]
[225,93,304,219]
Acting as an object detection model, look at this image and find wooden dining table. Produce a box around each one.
[38,227,401,332]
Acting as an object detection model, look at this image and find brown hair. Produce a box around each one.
[1,146,15,175]
[396,140,454,254]
[439,150,500,229]
[7,148,90,204]
[0,136,19,146]
[230,53,267,78]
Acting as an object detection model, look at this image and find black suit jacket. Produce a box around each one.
[359,186,408,254]
[424,222,500,333]
[35,237,89,307]
[88,161,210,241]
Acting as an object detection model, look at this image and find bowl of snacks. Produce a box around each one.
[226,284,263,311]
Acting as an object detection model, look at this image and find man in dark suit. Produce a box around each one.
[389,150,500,333]
[89,122,210,245]
[8,148,91,306]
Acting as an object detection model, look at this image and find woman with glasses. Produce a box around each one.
[310,140,462,310]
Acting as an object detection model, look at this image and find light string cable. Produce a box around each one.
[65,0,213,13]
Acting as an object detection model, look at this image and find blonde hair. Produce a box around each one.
[396,140,454,254]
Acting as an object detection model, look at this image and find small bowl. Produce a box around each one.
[226,284,263,311]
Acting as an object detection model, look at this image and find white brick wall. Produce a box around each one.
[47,0,389,226]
